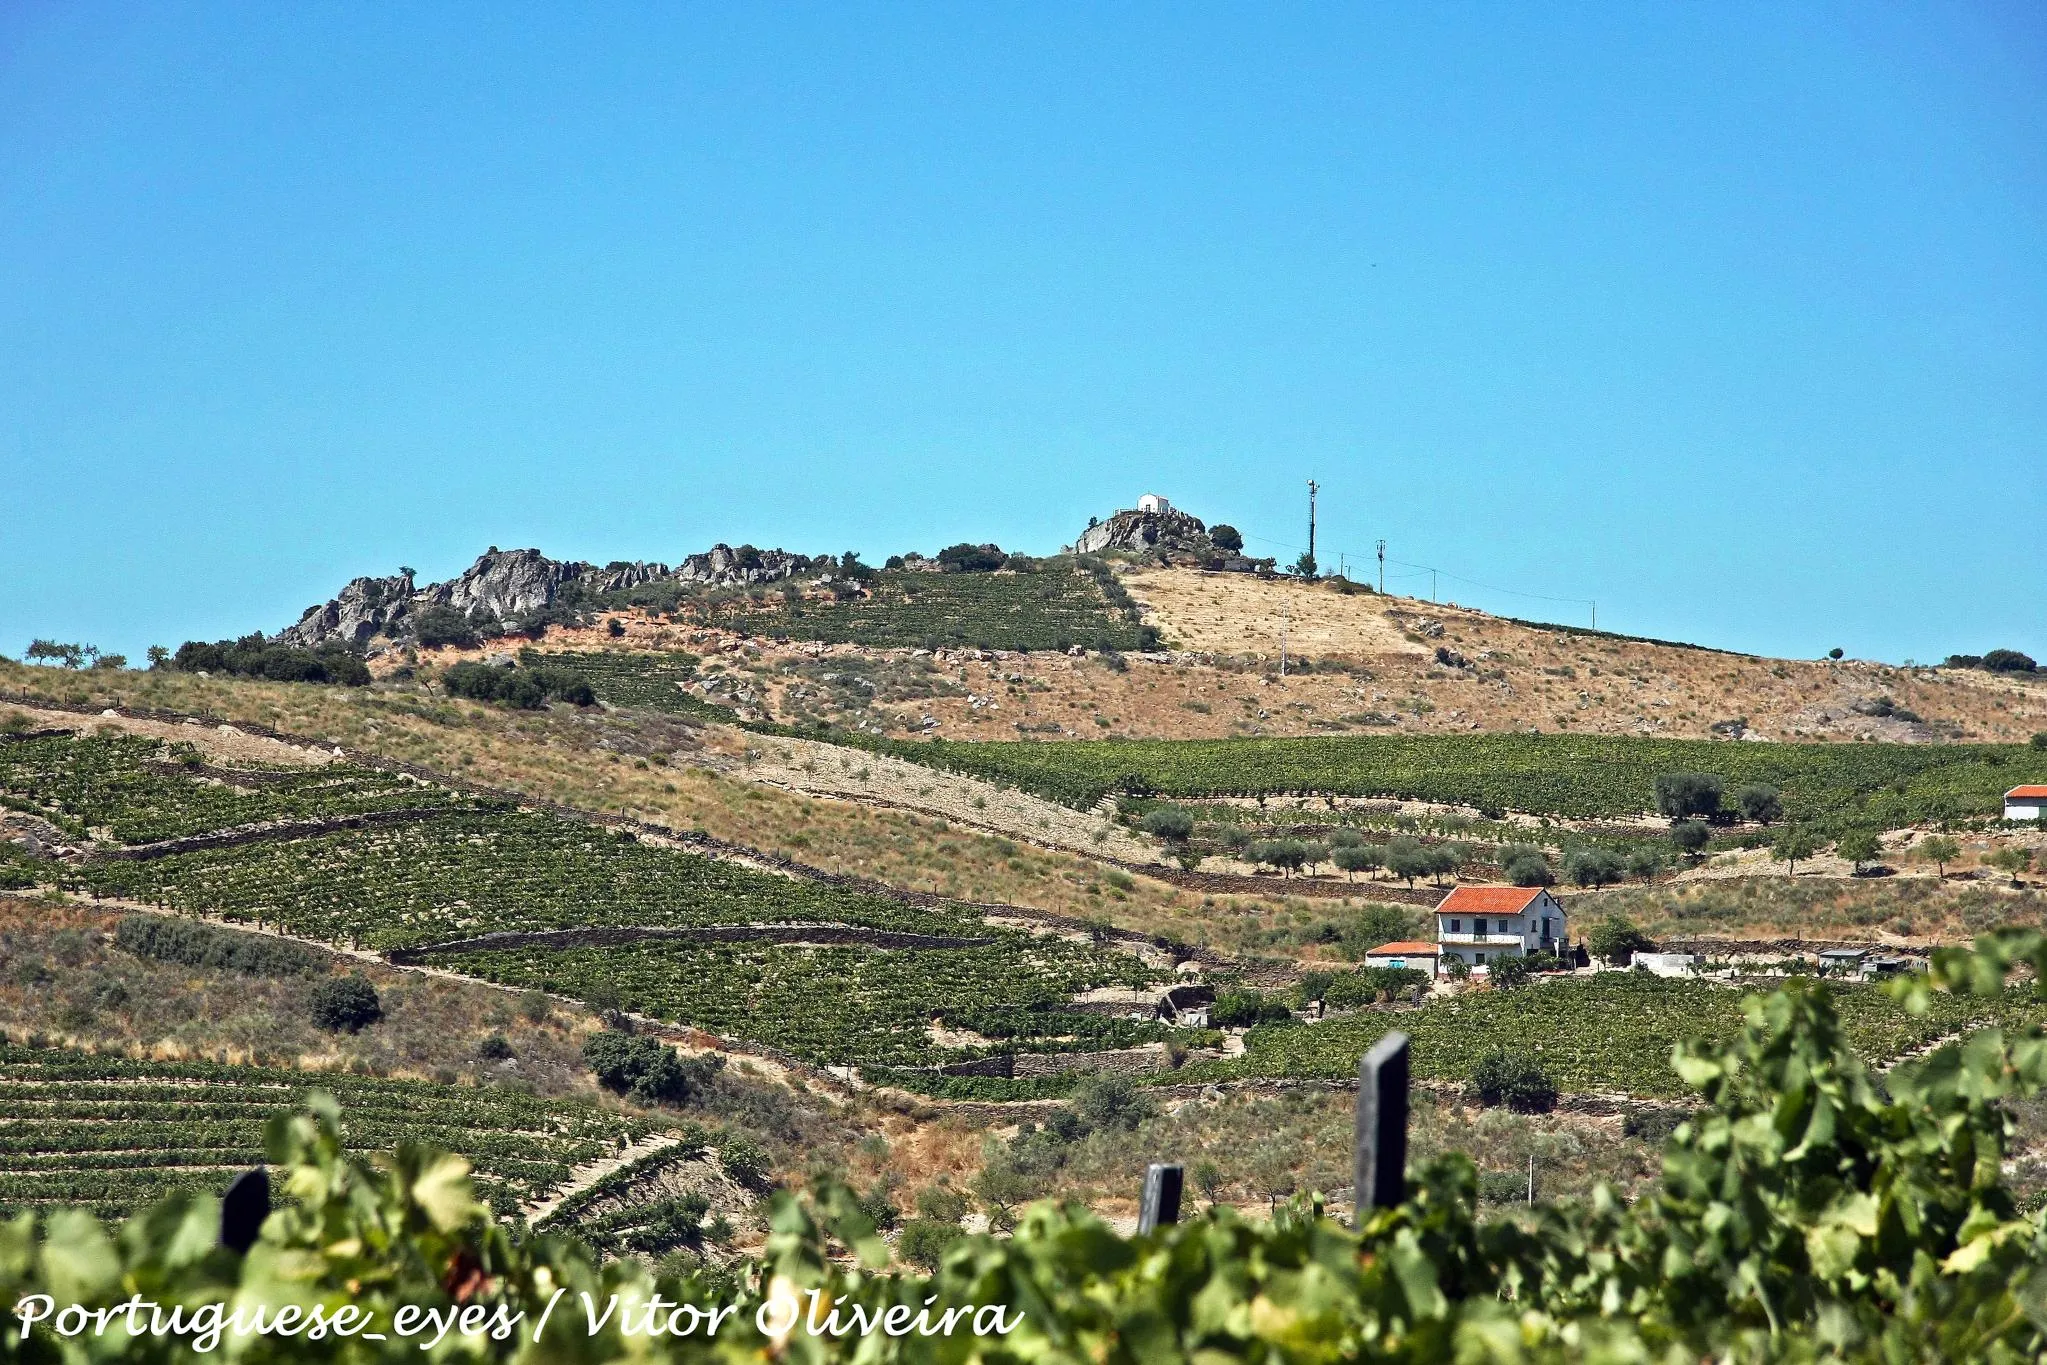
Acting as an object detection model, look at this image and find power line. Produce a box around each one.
[1236,532,1598,625]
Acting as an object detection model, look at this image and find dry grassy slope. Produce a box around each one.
[496,569,2046,745]
[872,568,2045,744]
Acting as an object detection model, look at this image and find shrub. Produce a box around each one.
[477,1034,514,1061]
[718,1132,772,1189]
[582,1032,724,1105]
[308,975,382,1032]
[1469,1047,1557,1112]
[171,636,369,686]
[1488,955,1532,988]
[1070,1073,1156,1132]
[1139,808,1195,841]
[442,661,595,709]
[1209,524,1244,553]
[1338,903,1413,958]
[1655,772,1723,821]
[897,1218,965,1271]
[115,915,326,977]
[935,543,1008,573]
[411,605,481,649]
[1588,915,1654,966]
[1983,649,2038,674]
[1209,990,1296,1028]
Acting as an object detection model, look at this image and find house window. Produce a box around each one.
[1474,952,1486,966]
[1448,918,1461,934]
[1474,918,1487,936]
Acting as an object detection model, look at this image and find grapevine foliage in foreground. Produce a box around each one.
[826,730,2036,827]
[11,935,2047,1361]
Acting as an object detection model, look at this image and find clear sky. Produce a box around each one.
[2,3,2041,665]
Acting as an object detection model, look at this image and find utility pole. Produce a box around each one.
[1376,540,1385,594]
[1430,568,1437,603]
[1306,480,1318,574]
[1591,602,1597,631]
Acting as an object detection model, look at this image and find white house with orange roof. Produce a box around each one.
[2007,786,2047,822]
[1434,886,1568,972]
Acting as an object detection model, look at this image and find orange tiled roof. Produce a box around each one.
[1363,941,1439,956]
[2008,786,2047,799]
[1436,885,1548,913]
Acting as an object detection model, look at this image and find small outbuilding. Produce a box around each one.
[2006,786,2047,821]
[1363,940,1441,978]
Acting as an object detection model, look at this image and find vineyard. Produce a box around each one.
[730,565,1151,652]
[0,733,473,845]
[838,730,2037,827]
[515,649,737,719]
[1184,972,2047,1096]
[0,1043,651,1218]
[427,936,1160,1068]
[73,811,984,949]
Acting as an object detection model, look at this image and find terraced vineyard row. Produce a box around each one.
[429,938,1159,1067]
[1181,974,2047,1097]
[74,811,980,950]
[516,649,737,719]
[0,733,473,844]
[842,732,2037,827]
[730,566,1150,652]
[0,1045,651,1217]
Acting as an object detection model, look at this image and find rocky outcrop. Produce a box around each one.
[674,544,818,587]
[277,545,818,647]
[278,573,416,648]
[1075,506,1214,557]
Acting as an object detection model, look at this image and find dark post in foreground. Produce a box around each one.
[219,1167,270,1254]
[1138,1162,1184,1234]
[1355,1031,1411,1220]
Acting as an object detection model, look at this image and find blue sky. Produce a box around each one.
[2,3,2041,665]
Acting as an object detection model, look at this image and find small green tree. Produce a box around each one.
[1654,772,1724,821]
[1383,837,1433,888]
[1209,525,1244,553]
[1733,783,1783,824]
[1191,1158,1226,1208]
[1988,846,2033,878]
[1771,825,1821,874]
[1918,835,1961,878]
[1670,820,1712,861]
[1626,845,1665,884]
[1564,846,1625,888]
[1140,808,1195,842]
[1835,828,1883,873]
[1501,844,1555,886]
[1588,914,1653,966]
[1332,844,1380,881]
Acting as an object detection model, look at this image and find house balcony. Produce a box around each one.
[1437,933,1530,947]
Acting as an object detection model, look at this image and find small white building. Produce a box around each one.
[2006,786,2047,821]
[1136,493,1173,515]
[1434,886,1568,973]
[1362,940,1441,978]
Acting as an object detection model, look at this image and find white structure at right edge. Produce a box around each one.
[1434,886,1568,973]
[2007,785,2047,821]
[1136,492,1173,515]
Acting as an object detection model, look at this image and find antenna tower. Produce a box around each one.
[1306,480,1318,574]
